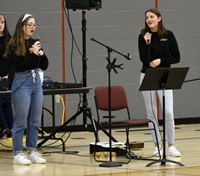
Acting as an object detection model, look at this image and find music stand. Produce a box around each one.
[139,67,189,167]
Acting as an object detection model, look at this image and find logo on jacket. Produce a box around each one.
[160,38,168,41]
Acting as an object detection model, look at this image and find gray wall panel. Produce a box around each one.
[1,0,200,127]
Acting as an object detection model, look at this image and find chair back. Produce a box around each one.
[94,85,128,111]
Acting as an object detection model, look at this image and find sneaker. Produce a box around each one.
[28,151,46,164]
[168,146,181,157]
[153,145,162,157]
[14,153,32,165]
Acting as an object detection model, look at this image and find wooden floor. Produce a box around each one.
[0,123,200,176]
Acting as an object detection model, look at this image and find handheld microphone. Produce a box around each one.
[145,27,151,45]
[145,27,151,64]
[145,26,151,33]
[34,35,43,56]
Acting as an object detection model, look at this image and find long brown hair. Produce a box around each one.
[141,8,168,38]
[4,14,34,58]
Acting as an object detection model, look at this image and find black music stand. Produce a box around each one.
[139,67,189,167]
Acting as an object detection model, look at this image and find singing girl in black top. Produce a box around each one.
[138,8,181,157]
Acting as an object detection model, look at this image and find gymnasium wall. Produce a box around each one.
[1,0,200,127]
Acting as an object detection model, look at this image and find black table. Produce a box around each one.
[0,87,91,96]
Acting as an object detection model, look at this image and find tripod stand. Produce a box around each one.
[139,67,189,167]
[38,10,100,149]
[91,38,131,167]
[39,106,99,149]
[65,10,92,128]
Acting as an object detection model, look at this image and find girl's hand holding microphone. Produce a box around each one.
[144,32,152,44]
[29,41,44,56]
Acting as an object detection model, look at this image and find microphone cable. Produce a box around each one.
[63,2,86,107]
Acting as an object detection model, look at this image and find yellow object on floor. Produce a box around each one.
[0,137,26,150]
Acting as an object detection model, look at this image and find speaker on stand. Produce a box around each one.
[65,0,102,10]
[65,0,102,127]
[64,0,102,139]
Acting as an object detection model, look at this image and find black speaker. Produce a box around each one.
[65,0,102,10]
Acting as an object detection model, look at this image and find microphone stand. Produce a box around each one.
[91,38,131,167]
[91,38,132,61]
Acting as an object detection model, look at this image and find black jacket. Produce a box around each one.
[138,30,180,73]
[8,38,49,87]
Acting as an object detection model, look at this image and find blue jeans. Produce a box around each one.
[11,70,43,153]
